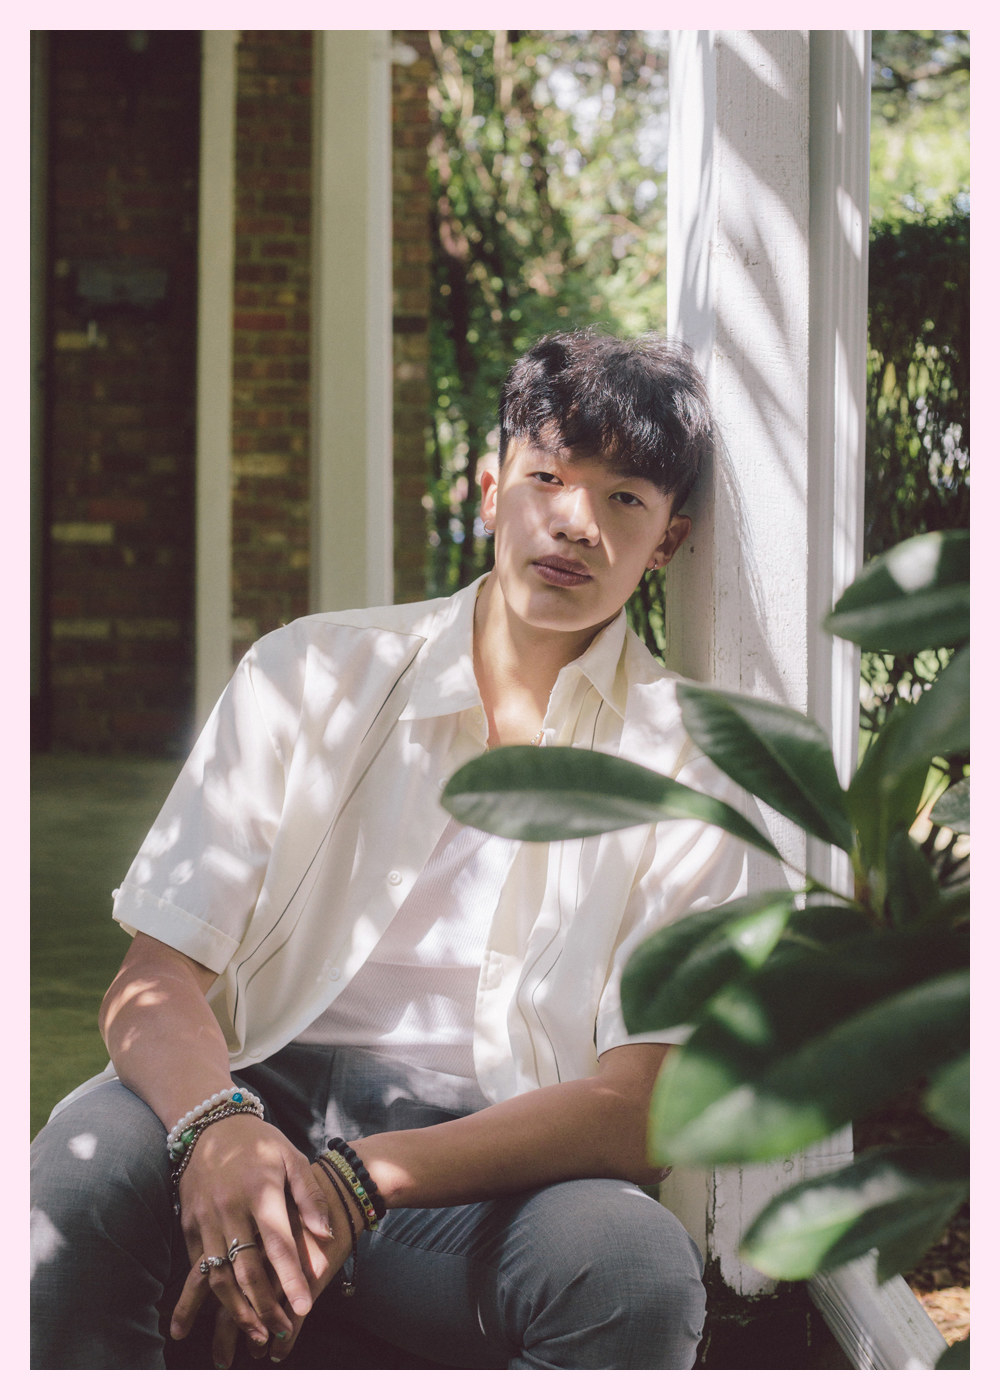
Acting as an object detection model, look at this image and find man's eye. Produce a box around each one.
[533,472,561,485]
[613,492,644,507]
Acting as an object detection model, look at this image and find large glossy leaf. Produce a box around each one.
[923,1054,970,1141]
[441,746,779,856]
[621,897,870,1036]
[885,830,940,930]
[648,968,969,1165]
[676,684,853,852]
[825,530,969,652]
[740,1144,969,1281]
[847,704,928,879]
[848,648,969,873]
[881,645,970,770]
[621,892,797,1034]
[931,777,970,834]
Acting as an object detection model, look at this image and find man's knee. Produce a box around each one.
[507,1178,706,1368]
[31,1082,172,1255]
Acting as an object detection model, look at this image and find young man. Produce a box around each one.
[31,330,746,1370]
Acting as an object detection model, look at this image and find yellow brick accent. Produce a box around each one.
[232,453,290,478]
[51,619,113,640]
[51,522,115,545]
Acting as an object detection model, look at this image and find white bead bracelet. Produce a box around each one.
[166,1087,264,1161]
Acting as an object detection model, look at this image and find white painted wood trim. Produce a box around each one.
[664,36,818,1297]
[664,31,947,1368]
[808,1256,947,1369]
[805,28,871,888]
[194,31,237,727]
[310,31,393,614]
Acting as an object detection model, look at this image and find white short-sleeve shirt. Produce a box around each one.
[66,578,748,1112]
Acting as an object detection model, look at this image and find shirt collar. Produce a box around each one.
[400,578,485,720]
[401,575,630,722]
[562,607,629,718]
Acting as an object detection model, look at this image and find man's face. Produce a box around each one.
[480,441,691,643]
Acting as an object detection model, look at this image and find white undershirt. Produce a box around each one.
[297,816,519,1078]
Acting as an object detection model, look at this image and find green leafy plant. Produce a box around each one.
[443,528,969,1367]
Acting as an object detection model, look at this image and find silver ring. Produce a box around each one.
[199,1255,230,1274]
[228,1239,259,1263]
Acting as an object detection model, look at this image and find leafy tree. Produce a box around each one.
[869,31,969,223]
[862,34,969,895]
[863,213,969,801]
[441,527,970,1369]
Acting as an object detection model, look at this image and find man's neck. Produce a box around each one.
[472,572,608,748]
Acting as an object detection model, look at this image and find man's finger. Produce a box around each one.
[211,1307,243,1370]
[170,1266,210,1341]
[287,1156,334,1239]
[253,1193,315,1317]
[228,1245,295,1338]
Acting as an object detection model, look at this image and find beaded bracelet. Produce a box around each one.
[315,1156,359,1297]
[327,1137,387,1221]
[169,1102,264,1210]
[319,1149,381,1231]
[167,1087,264,1161]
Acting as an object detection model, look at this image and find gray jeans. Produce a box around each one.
[30,1044,706,1369]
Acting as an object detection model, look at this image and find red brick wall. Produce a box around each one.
[41,31,434,753]
[392,33,433,603]
[230,31,313,663]
[45,31,200,753]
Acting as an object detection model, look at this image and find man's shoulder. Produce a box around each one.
[252,590,461,662]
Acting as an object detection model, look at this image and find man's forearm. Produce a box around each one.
[353,1044,670,1209]
[99,933,233,1131]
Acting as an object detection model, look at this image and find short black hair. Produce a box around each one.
[497,330,715,508]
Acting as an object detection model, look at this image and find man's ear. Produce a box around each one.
[647,513,692,570]
[480,464,500,533]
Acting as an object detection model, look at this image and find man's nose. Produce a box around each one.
[550,488,600,545]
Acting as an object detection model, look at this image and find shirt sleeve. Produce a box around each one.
[111,637,292,974]
[594,746,754,1056]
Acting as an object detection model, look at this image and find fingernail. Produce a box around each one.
[214,1362,228,1370]
[269,1355,283,1365]
[274,1330,289,1340]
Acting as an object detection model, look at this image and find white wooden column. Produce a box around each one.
[662,30,944,1366]
[310,31,393,613]
[194,30,237,726]
[662,30,856,1287]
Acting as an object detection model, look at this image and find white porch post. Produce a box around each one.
[310,31,394,613]
[194,30,237,726]
[663,30,945,1366]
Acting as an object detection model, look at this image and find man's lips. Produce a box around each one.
[532,555,593,586]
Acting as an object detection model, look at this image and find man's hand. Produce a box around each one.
[207,1161,360,1368]
[169,1116,334,1353]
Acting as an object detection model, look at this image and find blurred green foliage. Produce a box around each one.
[869,31,969,223]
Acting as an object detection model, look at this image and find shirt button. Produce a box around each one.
[328,966,341,982]
[388,870,402,885]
